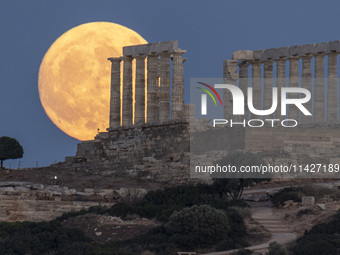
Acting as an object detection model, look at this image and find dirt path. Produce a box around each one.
[202,201,297,255]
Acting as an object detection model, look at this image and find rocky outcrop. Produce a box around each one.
[0,182,148,222]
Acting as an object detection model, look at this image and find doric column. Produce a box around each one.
[223,60,239,119]
[108,57,122,128]
[314,53,325,123]
[135,55,146,124]
[327,52,338,122]
[159,51,171,122]
[238,61,249,121]
[122,56,133,126]
[263,60,274,119]
[171,50,186,120]
[251,61,261,119]
[288,56,299,122]
[147,53,159,123]
[300,55,312,124]
[276,58,286,118]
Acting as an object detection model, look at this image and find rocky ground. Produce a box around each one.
[1,167,338,191]
[61,214,160,243]
[274,203,338,236]
[0,167,163,191]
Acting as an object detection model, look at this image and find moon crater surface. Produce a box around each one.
[38,22,147,140]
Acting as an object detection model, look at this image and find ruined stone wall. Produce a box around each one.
[76,120,191,184]
[245,124,340,166]
[74,120,340,183]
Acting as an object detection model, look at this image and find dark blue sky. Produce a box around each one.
[1,0,339,168]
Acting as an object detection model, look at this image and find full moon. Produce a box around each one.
[38,22,147,141]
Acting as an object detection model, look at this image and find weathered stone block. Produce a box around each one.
[232,50,254,60]
[302,196,315,206]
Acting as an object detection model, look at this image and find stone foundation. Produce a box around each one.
[74,120,191,184]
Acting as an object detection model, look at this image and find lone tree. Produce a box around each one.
[0,136,24,168]
[212,151,270,199]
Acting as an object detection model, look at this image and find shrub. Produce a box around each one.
[228,206,251,218]
[267,242,289,255]
[225,209,248,243]
[293,211,340,255]
[271,187,302,207]
[225,199,250,208]
[165,205,230,248]
[0,221,91,255]
[293,234,338,255]
[212,151,269,199]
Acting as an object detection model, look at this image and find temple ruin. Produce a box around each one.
[107,41,187,128]
[70,39,340,182]
[224,41,340,123]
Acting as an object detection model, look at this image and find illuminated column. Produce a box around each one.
[171,50,186,120]
[122,56,133,126]
[301,54,312,124]
[314,53,325,123]
[251,61,261,119]
[238,61,249,120]
[276,58,286,118]
[135,54,146,124]
[288,56,299,122]
[147,53,159,122]
[108,57,122,128]
[263,60,274,119]
[327,52,338,122]
[159,51,171,122]
[223,60,239,119]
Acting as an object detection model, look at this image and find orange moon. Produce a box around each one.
[38,22,147,141]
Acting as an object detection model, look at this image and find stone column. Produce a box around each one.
[238,61,249,121]
[108,57,122,128]
[288,56,299,122]
[122,56,133,126]
[223,60,239,119]
[251,61,261,119]
[314,53,325,123]
[276,58,286,118]
[171,50,186,120]
[327,52,338,122]
[135,55,146,124]
[263,60,274,119]
[159,51,171,122]
[147,53,159,123]
[300,54,312,124]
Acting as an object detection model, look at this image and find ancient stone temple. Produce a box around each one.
[107,41,187,128]
[72,39,340,183]
[223,41,340,123]
[74,41,192,184]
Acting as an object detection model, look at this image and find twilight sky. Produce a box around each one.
[1,0,340,168]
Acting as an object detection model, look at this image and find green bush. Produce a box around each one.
[293,211,340,255]
[165,205,230,249]
[293,234,338,255]
[271,187,302,207]
[267,242,289,255]
[272,185,340,208]
[212,151,270,199]
[0,221,91,255]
